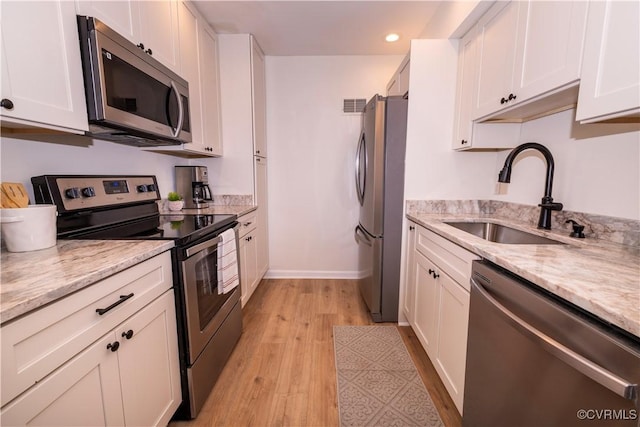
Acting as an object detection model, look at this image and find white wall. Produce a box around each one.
[0,135,187,202]
[403,39,498,202]
[491,109,640,220]
[265,55,403,278]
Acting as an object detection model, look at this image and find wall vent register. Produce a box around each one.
[343,98,367,113]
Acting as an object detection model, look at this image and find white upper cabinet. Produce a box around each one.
[452,31,477,149]
[473,1,519,120]
[513,1,587,103]
[473,0,588,121]
[0,1,88,133]
[452,30,521,151]
[199,24,223,156]
[76,0,180,73]
[576,0,640,123]
[252,39,267,157]
[147,1,222,157]
[179,2,222,156]
[386,54,410,97]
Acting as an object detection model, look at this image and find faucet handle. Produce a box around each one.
[565,219,586,238]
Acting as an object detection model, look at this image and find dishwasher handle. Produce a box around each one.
[471,278,638,400]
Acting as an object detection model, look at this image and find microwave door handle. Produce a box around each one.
[170,81,184,138]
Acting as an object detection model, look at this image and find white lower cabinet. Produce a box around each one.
[412,251,440,356]
[0,253,181,426]
[433,270,470,411]
[405,221,478,414]
[238,212,259,307]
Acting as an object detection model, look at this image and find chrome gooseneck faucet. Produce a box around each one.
[498,142,563,230]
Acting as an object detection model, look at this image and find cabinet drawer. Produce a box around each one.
[238,212,257,238]
[415,226,479,291]
[1,251,172,406]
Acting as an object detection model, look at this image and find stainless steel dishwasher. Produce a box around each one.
[463,260,640,427]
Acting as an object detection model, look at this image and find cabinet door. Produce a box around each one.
[386,77,399,96]
[0,1,88,133]
[76,0,179,73]
[75,0,139,43]
[397,58,410,97]
[239,228,258,306]
[403,223,417,324]
[137,0,180,73]
[255,156,269,279]
[199,24,223,156]
[251,37,267,157]
[513,1,587,102]
[452,30,477,149]
[117,291,181,427]
[473,1,519,120]
[177,1,203,150]
[434,273,470,414]
[412,251,439,359]
[0,333,125,426]
[576,0,640,123]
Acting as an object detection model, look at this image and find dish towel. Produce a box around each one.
[217,228,240,294]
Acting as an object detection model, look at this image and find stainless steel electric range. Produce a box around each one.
[31,174,242,419]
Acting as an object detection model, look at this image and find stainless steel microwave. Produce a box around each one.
[77,16,191,146]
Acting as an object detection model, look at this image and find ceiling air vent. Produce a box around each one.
[343,98,366,114]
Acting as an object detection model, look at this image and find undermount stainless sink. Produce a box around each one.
[444,221,565,245]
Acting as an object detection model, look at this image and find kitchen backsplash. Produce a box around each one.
[406,200,639,247]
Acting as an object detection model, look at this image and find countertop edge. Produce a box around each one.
[1,240,174,325]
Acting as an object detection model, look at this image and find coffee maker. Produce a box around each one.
[175,166,213,209]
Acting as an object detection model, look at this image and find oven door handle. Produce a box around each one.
[184,223,240,258]
[472,278,638,400]
[186,235,221,258]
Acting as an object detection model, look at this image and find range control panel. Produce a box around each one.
[31,175,160,212]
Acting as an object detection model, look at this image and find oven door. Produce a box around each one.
[181,229,239,364]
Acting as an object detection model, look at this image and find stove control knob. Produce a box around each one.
[147,184,156,192]
[82,187,96,197]
[65,187,81,199]
[137,185,148,193]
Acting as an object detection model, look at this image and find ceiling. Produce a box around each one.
[192,1,443,56]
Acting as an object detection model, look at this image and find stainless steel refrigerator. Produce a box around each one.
[354,94,408,322]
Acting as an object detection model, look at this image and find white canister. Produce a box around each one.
[0,205,57,252]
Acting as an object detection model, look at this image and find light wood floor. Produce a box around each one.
[169,279,462,427]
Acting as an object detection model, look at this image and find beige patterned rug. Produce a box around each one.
[333,325,444,427]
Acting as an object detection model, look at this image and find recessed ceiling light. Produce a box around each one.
[385,33,400,43]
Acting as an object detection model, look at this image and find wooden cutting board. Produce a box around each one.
[0,182,29,208]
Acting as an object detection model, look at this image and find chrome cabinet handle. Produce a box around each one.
[170,81,184,138]
[472,279,637,400]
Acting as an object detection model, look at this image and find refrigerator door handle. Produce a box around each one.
[355,131,366,205]
[354,225,372,246]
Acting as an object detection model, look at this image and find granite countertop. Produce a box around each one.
[0,239,174,325]
[407,212,640,338]
[0,204,255,325]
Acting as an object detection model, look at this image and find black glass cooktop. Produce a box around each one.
[61,213,237,247]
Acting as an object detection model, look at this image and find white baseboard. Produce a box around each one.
[264,270,359,280]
